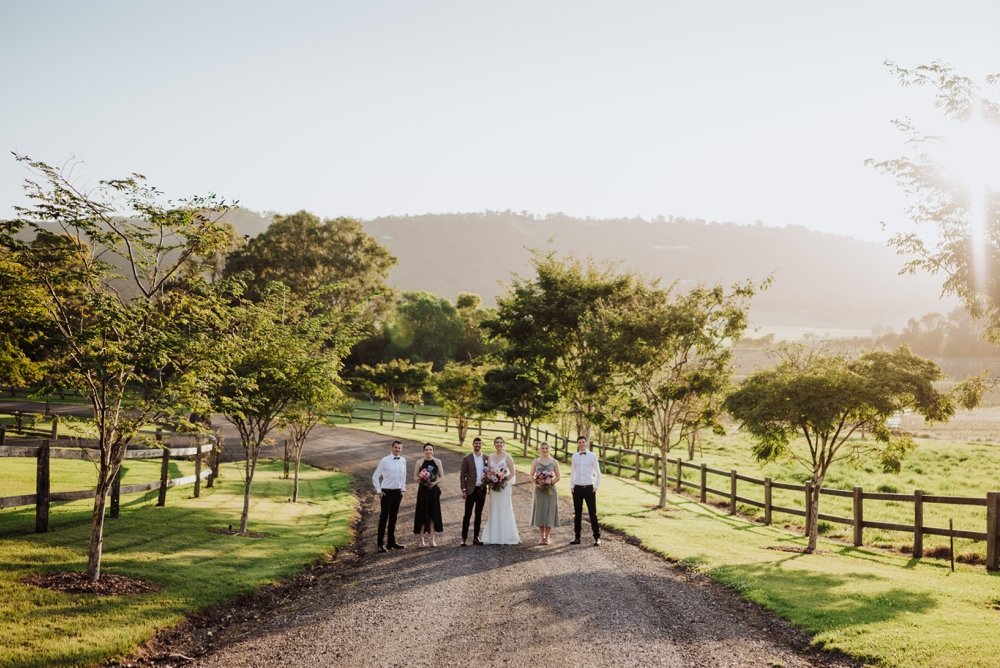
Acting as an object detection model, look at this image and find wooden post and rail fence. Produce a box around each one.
[0,425,219,534]
[333,403,1000,572]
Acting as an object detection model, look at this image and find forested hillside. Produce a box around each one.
[227,209,953,332]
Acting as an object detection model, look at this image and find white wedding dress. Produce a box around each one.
[481,455,521,545]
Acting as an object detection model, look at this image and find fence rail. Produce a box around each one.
[0,428,219,532]
[334,404,1000,571]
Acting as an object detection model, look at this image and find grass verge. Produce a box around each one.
[0,460,356,668]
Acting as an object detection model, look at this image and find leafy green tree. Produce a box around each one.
[352,359,432,429]
[484,253,636,437]
[724,345,980,553]
[211,283,356,532]
[387,291,465,369]
[3,155,233,582]
[479,363,558,455]
[223,210,396,317]
[433,362,487,445]
[869,62,1000,340]
[597,280,758,507]
[0,252,50,386]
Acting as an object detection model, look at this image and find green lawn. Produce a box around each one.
[350,419,1000,668]
[0,460,356,668]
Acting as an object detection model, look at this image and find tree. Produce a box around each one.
[724,345,979,553]
[597,280,759,507]
[433,362,486,445]
[223,210,396,318]
[0,251,50,386]
[278,378,350,503]
[480,363,558,455]
[211,282,356,532]
[352,359,432,429]
[386,291,466,369]
[869,62,1000,340]
[484,253,636,438]
[3,155,234,581]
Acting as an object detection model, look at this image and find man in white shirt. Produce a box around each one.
[459,436,487,546]
[569,436,602,546]
[372,440,407,553]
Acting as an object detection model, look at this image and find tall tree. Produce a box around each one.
[3,155,234,582]
[869,62,1000,340]
[597,280,759,507]
[223,210,396,317]
[484,253,635,437]
[724,345,981,553]
[386,291,466,369]
[433,362,487,446]
[479,363,558,455]
[211,282,357,532]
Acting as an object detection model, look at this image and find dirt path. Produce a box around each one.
[148,425,856,668]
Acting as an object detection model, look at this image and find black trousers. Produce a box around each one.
[462,485,487,541]
[377,489,403,546]
[572,484,600,540]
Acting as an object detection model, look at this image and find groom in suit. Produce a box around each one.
[459,436,487,546]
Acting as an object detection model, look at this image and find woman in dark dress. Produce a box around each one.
[413,443,444,546]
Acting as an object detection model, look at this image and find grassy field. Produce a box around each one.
[0,460,356,668]
[339,417,1000,668]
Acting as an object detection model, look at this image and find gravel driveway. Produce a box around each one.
[146,425,858,668]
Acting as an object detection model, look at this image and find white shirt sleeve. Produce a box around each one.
[593,456,602,490]
[372,457,385,493]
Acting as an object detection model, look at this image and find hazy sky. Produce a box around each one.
[1,1,997,241]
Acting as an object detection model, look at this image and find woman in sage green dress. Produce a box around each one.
[529,442,561,545]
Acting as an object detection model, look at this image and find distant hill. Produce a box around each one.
[225,209,955,333]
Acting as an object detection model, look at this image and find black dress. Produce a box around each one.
[413,459,443,533]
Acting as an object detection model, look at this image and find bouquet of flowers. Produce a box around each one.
[418,468,437,487]
[482,465,509,492]
[533,469,556,495]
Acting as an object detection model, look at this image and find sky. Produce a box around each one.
[1,1,998,242]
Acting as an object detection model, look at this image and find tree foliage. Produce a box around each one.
[2,154,235,581]
[724,345,979,552]
[223,210,396,317]
[351,359,432,429]
[433,362,487,445]
[869,62,1000,340]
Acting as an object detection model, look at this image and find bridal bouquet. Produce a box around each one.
[483,465,509,491]
[533,469,556,495]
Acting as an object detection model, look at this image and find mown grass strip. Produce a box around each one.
[0,460,355,668]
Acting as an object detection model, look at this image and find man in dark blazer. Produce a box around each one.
[459,436,487,546]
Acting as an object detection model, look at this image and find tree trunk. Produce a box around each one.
[457,417,468,446]
[657,451,669,508]
[86,471,114,582]
[292,447,302,503]
[240,455,255,534]
[805,480,823,553]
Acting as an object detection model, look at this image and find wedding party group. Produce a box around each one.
[371,435,602,553]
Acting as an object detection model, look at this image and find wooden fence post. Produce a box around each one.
[654,453,661,487]
[0,425,5,445]
[676,458,683,493]
[411,410,417,429]
[913,489,924,558]
[110,466,122,518]
[986,491,999,572]
[852,486,864,547]
[729,470,737,514]
[699,463,707,503]
[634,449,640,481]
[379,408,385,425]
[194,437,203,498]
[50,414,59,440]
[764,477,772,525]
[156,428,169,507]
[35,439,50,533]
[207,435,220,488]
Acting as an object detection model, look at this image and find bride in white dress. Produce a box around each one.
[480,436,521,545]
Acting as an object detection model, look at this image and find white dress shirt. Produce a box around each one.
[570,450,602,490]
[473,453,485,486]
[372,454,407,493]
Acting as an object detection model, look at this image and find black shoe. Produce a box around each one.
[460,541,468,547]
[569,538,581,545]
[593,538,602,547]
[388,543,406,550]
[473,538,484,546]
[378,545,387,553]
